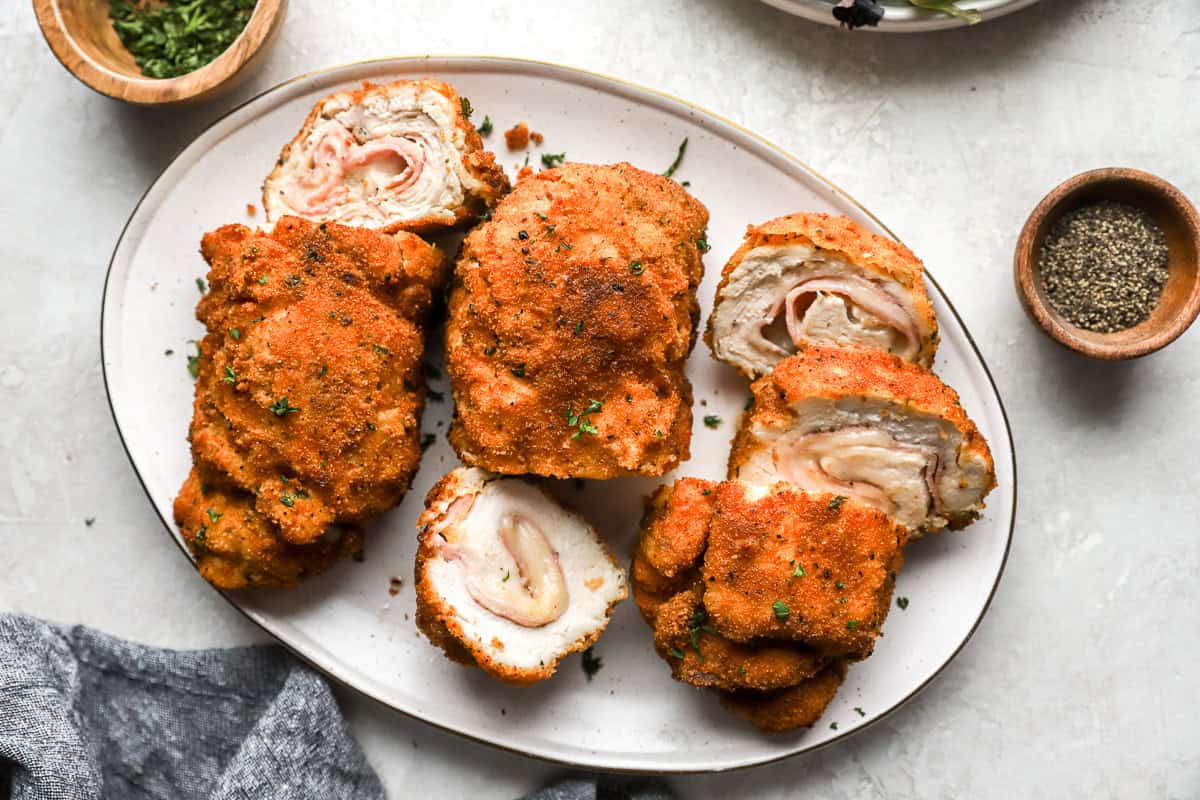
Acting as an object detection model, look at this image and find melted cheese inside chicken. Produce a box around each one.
[416,468,626,681]
[735,397,993,534]
[710,245,925,376]
[264,81,504,231]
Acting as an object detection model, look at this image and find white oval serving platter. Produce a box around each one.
[761,0,1041,32]
[102,56,1016,773]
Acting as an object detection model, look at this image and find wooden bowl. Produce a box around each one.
[1015,168,1200,360]
[33,0,287,106]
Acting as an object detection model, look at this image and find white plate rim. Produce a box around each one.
[759,0,1042,32]
[100,55,1018,774]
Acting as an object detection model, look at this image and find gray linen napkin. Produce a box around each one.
[0,614,673,800]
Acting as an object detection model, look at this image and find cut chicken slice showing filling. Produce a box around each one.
[711,245,924,376]
[415,468,627,683]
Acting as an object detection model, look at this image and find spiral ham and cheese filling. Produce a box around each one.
[264,80,508,233]
[729,347,995,537]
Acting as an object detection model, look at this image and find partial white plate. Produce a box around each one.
[102,56,1015,773]
[761,0,1041,31]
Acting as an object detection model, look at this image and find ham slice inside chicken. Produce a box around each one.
[775,275,920,361]
[433,494,570,628]
[767,428,938,531]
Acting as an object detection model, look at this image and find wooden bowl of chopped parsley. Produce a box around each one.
[34,0,287,106]
[1015,168,1200,360]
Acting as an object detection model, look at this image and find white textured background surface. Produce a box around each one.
[2,1,1197,797]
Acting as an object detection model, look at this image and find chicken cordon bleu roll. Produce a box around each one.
[415,468,627,685]
[707,213,938,377]
[447,162,709,478]
[730,346,996,537]
[264,80,509,233]
[631,478,906,732]
[174,217,445,589]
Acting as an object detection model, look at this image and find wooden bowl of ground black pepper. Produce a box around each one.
[34,0,287,106]
[1015,168,1200,360]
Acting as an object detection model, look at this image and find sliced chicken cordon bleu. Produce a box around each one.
[707,213,938,377]
[730,345,995,537]
[264,80,509,233]
[415,467,627,685]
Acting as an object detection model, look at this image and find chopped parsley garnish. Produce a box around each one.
[228,328,240,340]
[186,342,201,379]
[573,320,584,334]
[835,581,845,590]
[420,433,436,451]
[206,509,222,523]
[540,152,566,168]
[502,570,510,583]
[772,600,790,621]
[222,366,237,384]
[828,495,847,511]
[695,233,711,253]
[269,397,300,416]
[662,137,688,178]
[84,517,96,527]
[196,277,207,293]
[257,275,268,285]
[703,414,722,428]
[846,620,859,630]
[897,596,909,610]
[476,115,492,136]
[855,707,865,717]
[688,608,716,660]
[459,97,473,118]
[702,488,713,496]
[109,0,256,79]
[830,722,839,731]
[669,648,685,659]
[193,525,207,550]
[280,492,297,508]
[510,364,526,378]
[629,261,644,275]
[791,562,806,578]
[581,648,603,680]
[565,399,603,440]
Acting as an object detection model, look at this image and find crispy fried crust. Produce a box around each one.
[719,660,849,734]
[264,80,509,233]
[653,586,828,692]
[173,467,363,589]
[631,479,902,731]
[414,468,625,685]
[704,213,938,368]
[447,162,710,479]
[729,345,996,530]
[701,483,906,660]
[175,217,445,587]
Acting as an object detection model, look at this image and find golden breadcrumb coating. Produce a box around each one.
[631,478,903,730]
[729,344,996,531]
[705,212,938,372]
[174,467,362,589]
[719,660,850,734]
[447,162,710,478]
[264,80,509,233]
[174,217,445,588]
[701,483,906,660]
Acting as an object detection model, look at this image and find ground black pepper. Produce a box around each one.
[1038,201,1169,333]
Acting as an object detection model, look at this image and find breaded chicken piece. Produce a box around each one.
[175,217,445,588]
[719,661,850,734]
[415,468,626,685]
[447,162,710,479]
[264,80,509,233]
[706,213,938,377]
[631,479,903,731]
[174,467,362,589]
[630,477,717,622]
[652,585,827,692]
[701,483,906,660]
[730,345,996,535]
